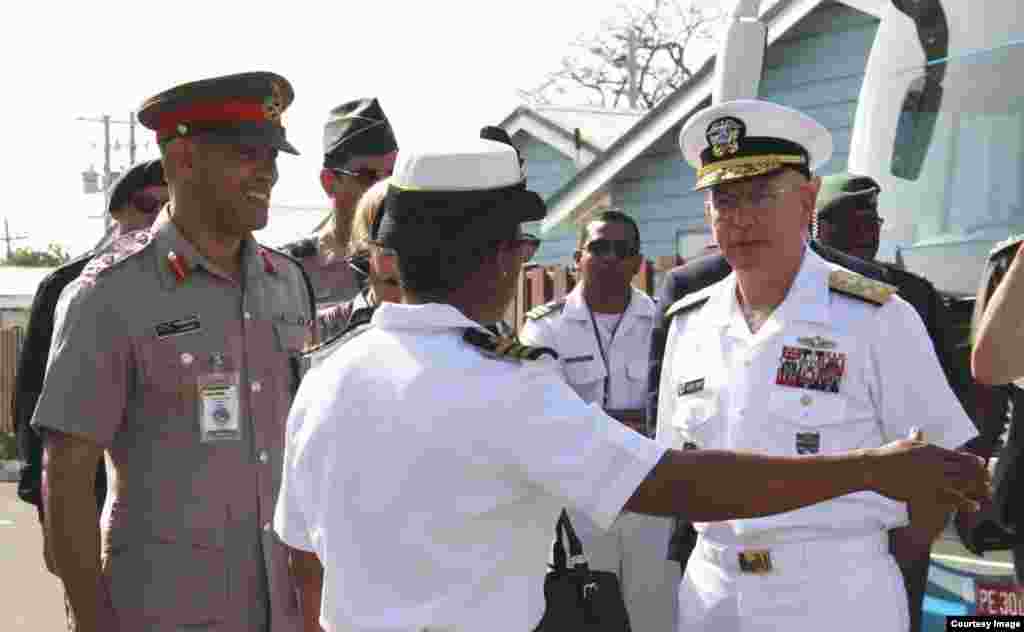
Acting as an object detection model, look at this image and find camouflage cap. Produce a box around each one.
[816,174,881,220]
[137,71,298,155]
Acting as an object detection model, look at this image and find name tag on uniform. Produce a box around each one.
[563,355,594,364]
[795,432,821,455]
[677,378,705,397]
[775,345,847,393]
[197,368,241,442]
[155,314,201,339]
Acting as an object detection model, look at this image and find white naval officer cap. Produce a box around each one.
[678,99,833,191]
[373,138,546,250]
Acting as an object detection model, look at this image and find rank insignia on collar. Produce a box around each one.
[796,432,820,455]
[796,336,836,350]
[706,116,745,158]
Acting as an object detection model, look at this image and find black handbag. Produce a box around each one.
[533,510,631,632]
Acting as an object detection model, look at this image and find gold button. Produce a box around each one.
[258,450,269,464]
[180,353,193,366]
[244,312,253,320]
[800,394,812,406]
[251,381,262,393]
[263,522,272,532]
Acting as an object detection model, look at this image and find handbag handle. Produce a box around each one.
[552,509,589,570]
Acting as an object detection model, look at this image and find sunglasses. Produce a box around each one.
[331,167,391,187]
[516,233,541,262]
[584,238,639,259]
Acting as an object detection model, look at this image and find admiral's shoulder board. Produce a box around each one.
[828,269,896,306]
[463,328,558,361]
[524,300,565,321]
[665,291,711,320]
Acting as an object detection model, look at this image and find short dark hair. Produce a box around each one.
[396,223,519,300]
[578,209,641,250]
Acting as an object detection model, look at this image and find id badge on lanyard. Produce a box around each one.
[198,352,242,442]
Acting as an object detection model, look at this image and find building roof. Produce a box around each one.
[539,0,884,233]
[498,105,644,165]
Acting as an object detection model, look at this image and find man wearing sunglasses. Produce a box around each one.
[12,160,167,602]
[519,209,681,632]
[655,99,979,632]
[282,97,398,340]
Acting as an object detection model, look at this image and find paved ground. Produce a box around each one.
[1,482,67,631]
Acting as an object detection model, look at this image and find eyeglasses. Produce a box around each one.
[331,167,391,187]
[705,185,804,224]
[584,238,639,259]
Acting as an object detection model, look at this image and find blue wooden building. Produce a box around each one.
[506,0,883,266]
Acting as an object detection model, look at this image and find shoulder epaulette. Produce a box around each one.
[261,243,317,324]
[828,268,897,306]
[989,234,1024,261]
[525,300,565,321]
[665,293,710,319]
[297,322,374,380]
[77,230,153,287]
[280,237,318,259]
[463,328,558,361]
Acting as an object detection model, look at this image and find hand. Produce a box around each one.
[867,429,990,512]
[606,409,646,434]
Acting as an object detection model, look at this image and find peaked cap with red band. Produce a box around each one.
[137,71,299,155]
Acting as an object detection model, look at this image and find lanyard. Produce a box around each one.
[587,293,631,408]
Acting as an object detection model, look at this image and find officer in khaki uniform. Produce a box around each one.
[33,72,315,632]
[520,210,680,632]
[656,99,978,632]
[282,98,399,339]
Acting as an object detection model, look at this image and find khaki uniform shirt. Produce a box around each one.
[32,210,313,631]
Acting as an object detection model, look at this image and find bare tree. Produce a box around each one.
[522,0,722,110]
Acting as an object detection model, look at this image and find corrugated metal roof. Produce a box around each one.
[530,106,644,150]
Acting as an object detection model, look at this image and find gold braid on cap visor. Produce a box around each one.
[695,154,808,190]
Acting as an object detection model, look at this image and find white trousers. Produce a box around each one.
[679,533,909,632]
[565,510,681,632]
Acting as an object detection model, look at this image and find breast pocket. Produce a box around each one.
[671,393,721,450]
[767,388,879,455]
[562,356,606,401]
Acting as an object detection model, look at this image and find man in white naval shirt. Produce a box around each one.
[520,209,680,631]
[273,138,988,632]
[656,99,979,632]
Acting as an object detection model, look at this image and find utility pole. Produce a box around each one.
[1,218,28,262]
[77,114,139,232]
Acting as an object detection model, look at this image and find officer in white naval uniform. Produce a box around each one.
[520,210,680,631]
[273,138,988,632]
[656,99,979,632]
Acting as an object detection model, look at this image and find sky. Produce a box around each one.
[1,0,727,257]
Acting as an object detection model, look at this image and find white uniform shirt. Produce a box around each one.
[656,248,977,546]
[519,284,655,412]
[274,302,665,632]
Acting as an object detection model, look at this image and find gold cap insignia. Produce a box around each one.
[706,116,745,159]
[263,81,285,124]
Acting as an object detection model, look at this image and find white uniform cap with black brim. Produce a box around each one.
[373,139,546,251]
[678,99,832,191]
